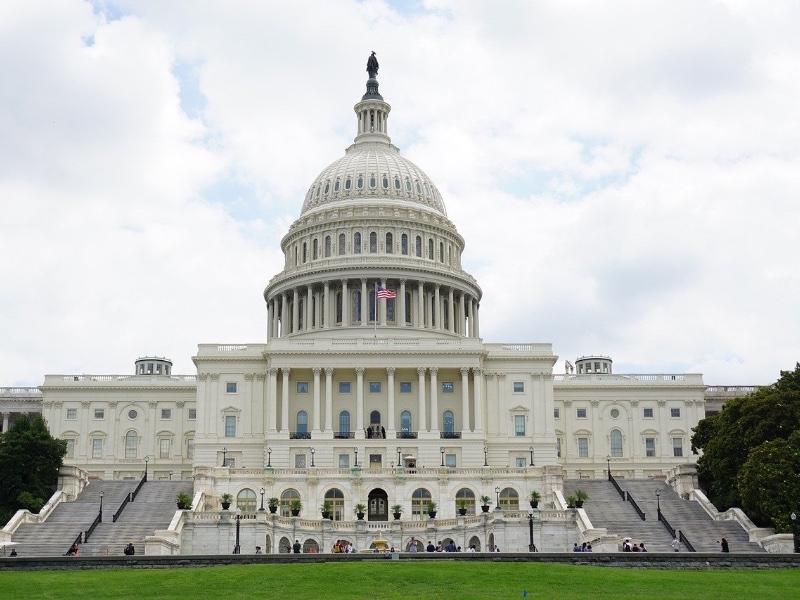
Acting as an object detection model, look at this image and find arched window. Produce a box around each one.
[499,488,519,511]
[352,290,362,323]
[439,242,444,263]
[302,242,307,263]
[280,489,300,517]
[369,175,376,188]
[312,239,318,260]
[385,232,393,254]
[369,232,377,253]
[325,488,345,521]
[401,233,408,255]
[354,232,361,254]
[415,236,422,257]
[298,299,305,330]
[610,429,623,458]
[405,291,412,324]
[334,179,340,192]
[411,488,432,520]
[124,431,138,459]
[237,488,257,512]
[296,411,308,434]
[338,411,350,436]
[325,236,331,257]
[394,177,401,190]
[370,410,381,425]
[455,488,476,515]
[428,238,434,259]
[382,175,389,189]
[357,175,364,189]
[338,233,346,255]
[443,410,455,434]
[345,177,352,190]
[324,181,329,194]
[400,410,412,433]
[405,178,412,192]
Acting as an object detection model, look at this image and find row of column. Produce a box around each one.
[267,279,480,339]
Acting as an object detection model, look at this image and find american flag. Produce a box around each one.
[377,285,396,299]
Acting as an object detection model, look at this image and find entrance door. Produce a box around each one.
[368,488,388,521]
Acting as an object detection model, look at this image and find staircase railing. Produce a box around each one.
[66,531,82,555]
[131,475,147,502]
[84,512,101,543]
[657,509,696,552]
[112,493,131,523]
[627,494,646,521]
[609,474,625,500]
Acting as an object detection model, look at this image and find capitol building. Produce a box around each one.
[4,59,720,554]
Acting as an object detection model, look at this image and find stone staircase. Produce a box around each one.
[8,480,193,557]
[564,479,763,553]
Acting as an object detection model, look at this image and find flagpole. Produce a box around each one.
[374,281,378,339]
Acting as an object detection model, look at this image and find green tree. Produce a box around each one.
[691,363,800,511]
[0,415,66,524]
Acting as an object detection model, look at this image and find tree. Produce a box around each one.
[0,415,66,524]
[691,363,800,512]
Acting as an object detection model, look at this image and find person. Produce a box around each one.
[123,542,135,556]
[632,542,640,552]
[255,546,262,554]
[348,543,355,553]
[435,541,443,552]
[581,542,588,552]
[467,545,476,553]
[622,538,632,552]
[426,540,435,552]
[409,537,418,553]
[586,543,593,552]
[66,543,79,556]
[493,545,500,552]
[573,543,580,552]
[293,539,301,554]
[10,548,17,557]
[445,541,457,552]
[389,546,395,553]
[671,537,680,552]
[719,538,729,553]
[639,543,647,552]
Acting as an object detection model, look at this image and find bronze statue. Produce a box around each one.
[367,51,379,78]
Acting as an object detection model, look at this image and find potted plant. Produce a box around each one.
[391,504,403,520]
[268,497,279,514]
[456,498,468,516]
[565,494,577,509]
[354,503,366,520]
[480,495,491,513]
[427,500,437,518]
[320,501,332,520]
[176,492,192,510]
[575,489,589,508]
[289,499,302,516]
[220,493,233,510]
[528,490,541,509]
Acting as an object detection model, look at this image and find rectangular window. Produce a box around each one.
[673,437,683,457]
[225,415,236,437]
[369,382,381,393]
[400,382,412,393]
[92,439,103,458]
[295,454,306,469]
[65,439,75,458]
[645,437,656,457]
[513,382,524,393]
[161,409,172,420]
[554,408,560,419]
[514,415,525,436]
[159,438,170,459]
[441,382,454,393]
[577,408,587,418]
[66,408,77,420]
[226,382,237,394]
[369,454,382,467]
[93,409,104,419]
[577,437,589,458]
[296,382,308,394]
[124,434,137,458]
[556,438,562,458]
[515,457,526,468]
[643,408,654,418]
[187,438,195,459]
[188,408,197,420]
[445,454,457,468]
[670,408,681,418]
[339,382,351,394]
[338,454,350,469]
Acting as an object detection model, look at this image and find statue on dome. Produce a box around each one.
[367,51,379,78]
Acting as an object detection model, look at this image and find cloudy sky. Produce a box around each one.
[2,0,798,387]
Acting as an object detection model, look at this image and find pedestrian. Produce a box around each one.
[573,543,580,552]
[409,537,418,552]
[292,539,301,553]
[719,538,729,553]
[671,537,680,552]
[66,543,79,556]
[123,542,135,556]
[426,540,435,552]
[493,544,500,552]
[639,542,647,552]
[9,548,17,557]
[255,546,262,554]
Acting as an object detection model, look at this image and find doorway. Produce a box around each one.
[368,488,388,521]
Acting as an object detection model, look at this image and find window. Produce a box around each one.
[295,453,306,468]
[514,415,525,436]
[188,409,197,420]
[515,457,526,468]
[411,488,432,520]
[499,488,519,511]
[610,429,623,457]
[382,175,389,189]
[556,437,562,458]
[313,238,318,259]
[338,233,346,255]
[237,489,257,512]
[441,382,454,393]
[400,410,412,432]
[577,437,589,458]
[385,232,393,253]
[369,232,377,253]
[226,382,237,394]
[400,382,411,393]
[446,454,457,468]
[670,408,681,418]
[66,409,77,420]
[577,408,587,418]
[296,411,308,434]
[415,236,422,257]
[610,408,620,419]
[401,234,408,255]
[225,415,236,437]
[159,438,170,459]
[93,409,104,419]
[325,488,345,521]
[187,438,195,459]
[128,409,138,420]
[338,411,350,435]
[443,410,454,434]
[92,438,103,458]
[339,382,351,394]
[645,437,656,457]
[455,488,475,514]
[354,232,361,254]
[369,382,381,393]
[673,437,683,457]
[280,489,300,517]
[644,408,654,418]
[554,408,560,419]
[513,382,524,393]
[124,431,138,458]
[325,236,331,257]
[345,177,352,190]
[338,454,350,469]
[427,238,434,259]
[297,382,308,394]
[65,439,75,458]
[161,409,172,420]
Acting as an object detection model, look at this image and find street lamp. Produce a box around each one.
[267,447,272,468]
[233,509,241,554]
[397,448,402,465]
[483,447,488,467]
[169,470,173,481]
[656,489,661,518]
[440,447,445,467]
[495,486,501,510]
[528,446,535,467]
[527,510,537,552]
[606,455,611,481]
[259,487,266,512]
[354,447,358,468]
[99,490,104,523]
[310,448,315,467]
[144,456,149,481]
[222,447,228,467]
[792,512,799,553]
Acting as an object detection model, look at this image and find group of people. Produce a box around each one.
[621,539,646,552]
[573,542,594,552]
[331,539,355,553]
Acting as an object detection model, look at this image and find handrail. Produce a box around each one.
[679,530,696,552]
[112,493,131,523]
[657,509,696,552]
[627,494,646,521]
[609,474,625,500]
[131,475,147,502]
[84,513,101,542]
[66,531,82,555]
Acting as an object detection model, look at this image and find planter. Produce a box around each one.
[574,500,584,509]
[177,503,189,510]
[321,511,331,520]
[356,512,365,520]
[428,511,437,518]
[290,509,300,517]
[221,502,231,510]
[529,501,539,509]
[481,505,490,513]
[268,506,277,514]
[458,508,467,516]
[393,512,402,520]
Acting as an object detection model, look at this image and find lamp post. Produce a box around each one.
[267,447,272,468]
[440,447,445,467]
[495,486,501,511]
[792,512,799,553]
[233,509,241,554]
[656,489,661,521]
[99,490,104,523]
[483,446,488,467]
[528,446,535,467]
[169,470,173,481]
[259,487,266,512]
[222,447,228,467]
[397,448,402,465]
[144,456,149,482]
[606,455,611,481]
[354,447,358,468]
[527,510,536,552]
[310,448,315,467]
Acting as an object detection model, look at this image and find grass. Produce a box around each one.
[1,562,799,599]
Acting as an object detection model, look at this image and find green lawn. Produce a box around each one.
[1,562,798,599]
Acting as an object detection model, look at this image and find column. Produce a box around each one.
[342,279,350,326]
[434,285,441,331]
[281,293,289,337]
[473,369,484,432]
[243,373,254,436]
[355,367,365,437]
[266,298,272,339]
[312,367,321,433]
[380,278,388,326]
[474,299,480,337]
[306,285,313,331]
[448,288,455,333]
[323,282,330,329]
[1,412,8,432]
[497,374,507,435]
[460,367,471,433]
[417,367,427,432]
[387,367,396,433]
[324,368,334,432]
[361,279,368,325]
[429,367,439,431]
[292,289,299,333]
[467,297,474,337]
[281,368,290,433]
[268,368,278,433]
[255,373,266,436]
[417,281,424,328]
[458,294,465,336]
[399,280,407,326]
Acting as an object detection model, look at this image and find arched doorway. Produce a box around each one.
[367,488,388,521]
